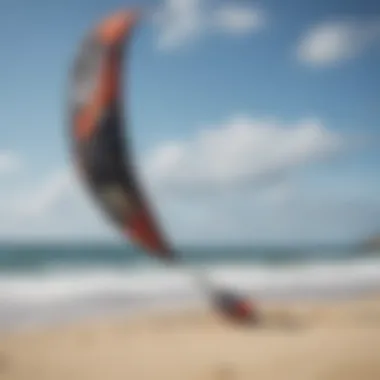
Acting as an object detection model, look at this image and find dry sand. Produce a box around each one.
[2,296,380,380]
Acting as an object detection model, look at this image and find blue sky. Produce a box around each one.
[0,0,379,244]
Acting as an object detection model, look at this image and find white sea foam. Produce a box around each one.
[1,258,380,329]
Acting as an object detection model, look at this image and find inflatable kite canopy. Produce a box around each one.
[67,8,258,325]
[68,10,174,260]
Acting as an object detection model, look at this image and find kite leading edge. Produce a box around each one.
[68,9,174,260]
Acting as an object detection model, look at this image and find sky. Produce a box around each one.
[0,0,379,245]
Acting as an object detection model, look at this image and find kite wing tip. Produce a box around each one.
[96,8,142,45]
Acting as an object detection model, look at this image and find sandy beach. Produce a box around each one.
[1,295,380,380]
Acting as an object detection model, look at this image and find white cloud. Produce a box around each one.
[212,4,266,35]
[153,0,266,50]
[153,0,203,50]
[0,168,118,242]
[0,151,21,175]
[0,115,377,244]
[144,178,380,245]
[297,18,380,66]
[143,116,343,192]
[15,169,72,218]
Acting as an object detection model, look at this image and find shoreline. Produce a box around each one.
[3,282,380,333]
[3,256,380,333]
[2,294,380,379]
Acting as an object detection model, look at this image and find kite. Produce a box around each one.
[67,8,257,324]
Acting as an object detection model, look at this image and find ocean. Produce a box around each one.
[1,243,380,331]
